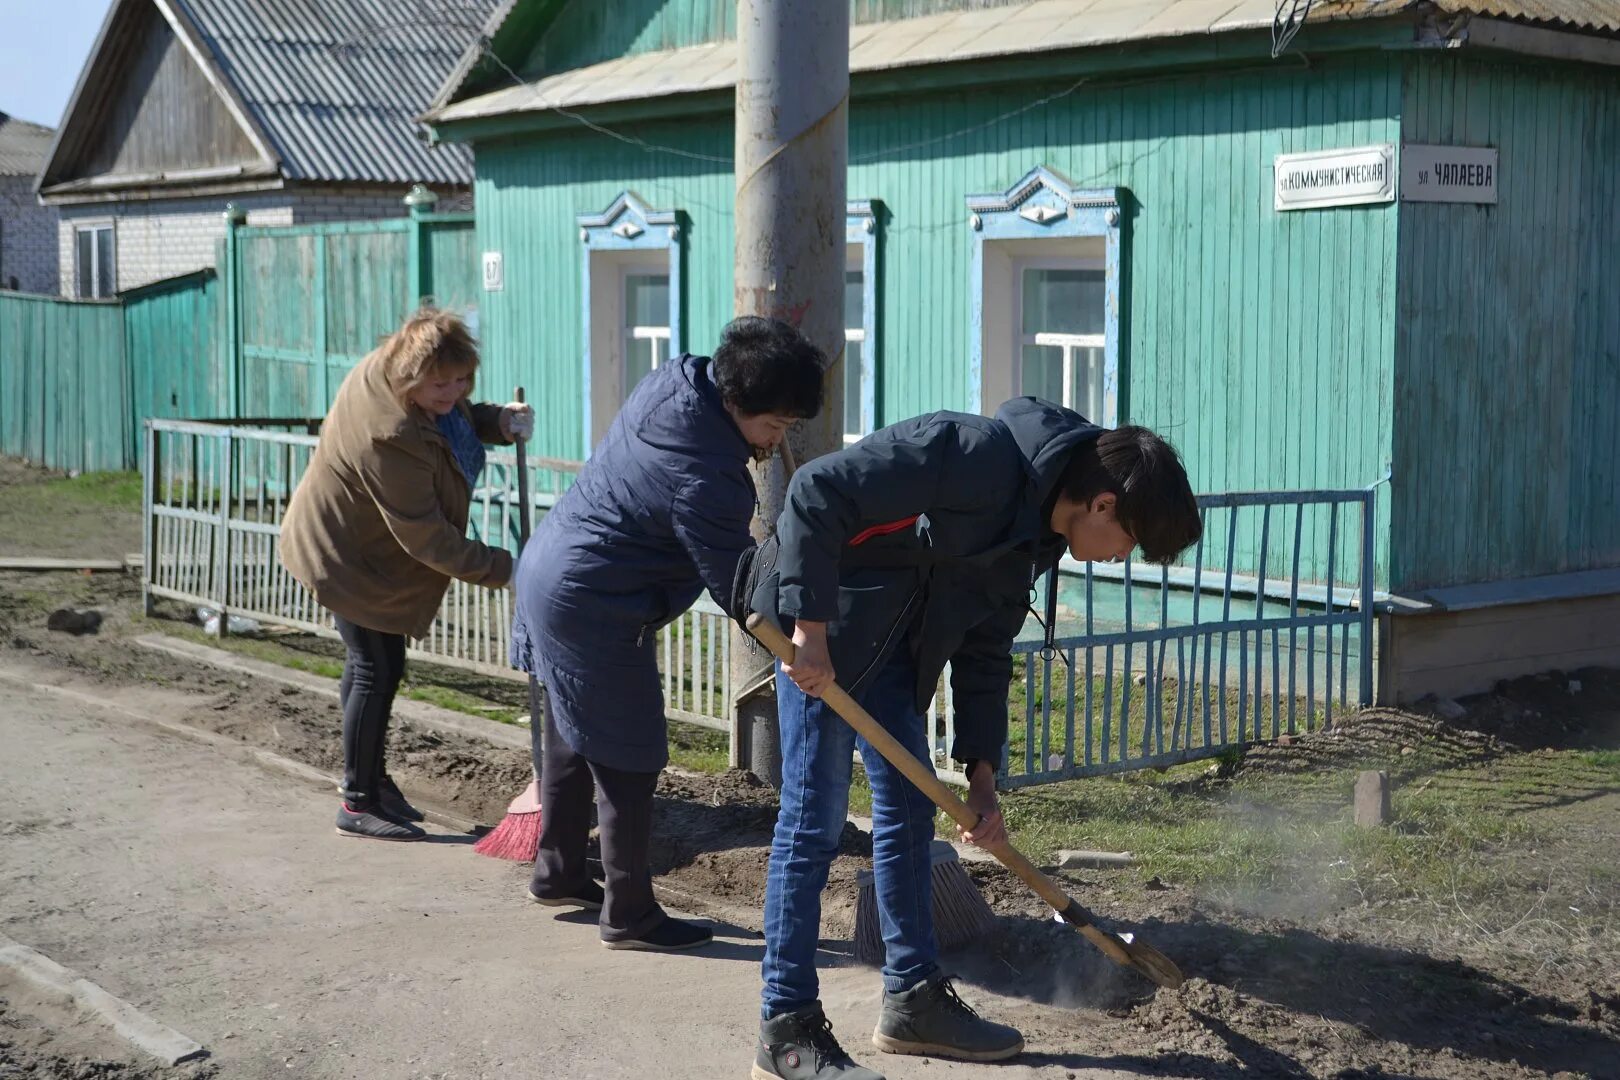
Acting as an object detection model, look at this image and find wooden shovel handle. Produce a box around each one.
[744,614,1130,965]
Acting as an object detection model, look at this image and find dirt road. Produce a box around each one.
[0,656,1149,1080]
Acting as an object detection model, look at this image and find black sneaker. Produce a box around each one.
[526,880,604,911]
[600,915,712,952]
[872,974,1023,1062]
[755,1004,885,1080]
[335,803,425,842]
[377,775,425,823]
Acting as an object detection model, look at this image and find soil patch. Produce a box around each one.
[0,458,142,563]
[5,569,1620,1077]
[0,991,215,1080]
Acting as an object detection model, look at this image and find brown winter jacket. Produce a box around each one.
[279,348,513,639]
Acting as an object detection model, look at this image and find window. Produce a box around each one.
[1017,262,1105,421]
[966,168,1122,425]
[844,267,865,443]
[579,192,685,454]
[623,271,671,395]
[844,200,881,443]
[75,224,115,299]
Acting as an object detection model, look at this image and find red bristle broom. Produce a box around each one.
[475,387,543,861]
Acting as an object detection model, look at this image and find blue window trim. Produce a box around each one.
[846,199,881,438]
[578,190,685,456]
[965,167,1124,424]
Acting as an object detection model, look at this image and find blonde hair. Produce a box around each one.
[383,307,480,409]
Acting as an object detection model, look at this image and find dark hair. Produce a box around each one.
[1058,426,1202,564]
[711,316,825,419]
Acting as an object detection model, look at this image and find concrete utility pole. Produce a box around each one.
[729,0,849,779]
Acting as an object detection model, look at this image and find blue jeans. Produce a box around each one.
[761,654,940,1017]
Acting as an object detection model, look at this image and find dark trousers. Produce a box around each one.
[334,614,406,806]
[529,686,663,941]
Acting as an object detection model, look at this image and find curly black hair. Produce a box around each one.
[710,316,825,419]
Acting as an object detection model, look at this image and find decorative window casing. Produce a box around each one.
[966,167,1123,426]
[579,192,685,454]
[844,200,881,443]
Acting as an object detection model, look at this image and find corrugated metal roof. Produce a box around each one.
[0,113,55,177]
[1435,0,1620,30]
[178,0,500,184]
[432,0,1620,126]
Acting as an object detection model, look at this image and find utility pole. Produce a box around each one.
[729,0,849,780]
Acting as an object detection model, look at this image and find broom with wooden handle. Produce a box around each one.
[746,614,1185,989]
[474,387,544,861]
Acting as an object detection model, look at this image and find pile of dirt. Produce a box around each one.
[0,998,213,1080]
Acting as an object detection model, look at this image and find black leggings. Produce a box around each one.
[334,615,407,806]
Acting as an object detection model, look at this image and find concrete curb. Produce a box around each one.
[0,933,206,1066]
[0,666,486,836]
[133,633,528,751]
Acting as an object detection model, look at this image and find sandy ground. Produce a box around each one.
[0,654,1151,1080]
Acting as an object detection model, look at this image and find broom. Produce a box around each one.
[474,387,544,861]
[854,839,995,964]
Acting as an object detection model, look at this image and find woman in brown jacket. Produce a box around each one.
[280,308,533,841]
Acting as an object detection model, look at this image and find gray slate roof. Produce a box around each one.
[0,113,54,177]
[177,0,499,184]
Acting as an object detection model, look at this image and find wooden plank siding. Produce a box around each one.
[473,53,1401,586]
[0,293,129,472]
[1391,53,1620,592]
[70,1,261,181]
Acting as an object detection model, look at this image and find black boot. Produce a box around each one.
[755,1004,884,1080]
[377,775,425,823]
[526,880,604,911]
[600,915,712,952]
[335,802,424,841]
[872,974,1023,1062]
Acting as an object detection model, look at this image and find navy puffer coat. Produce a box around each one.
[510,354,756,772]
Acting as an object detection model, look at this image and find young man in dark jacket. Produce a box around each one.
[509,316,822,952]
[747,399,1202,1079]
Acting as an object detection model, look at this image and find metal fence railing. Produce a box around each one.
[927,488,1378,789]
[142,418,738,731]
[143,420,1377,772]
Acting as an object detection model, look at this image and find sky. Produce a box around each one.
[0,0,116,127]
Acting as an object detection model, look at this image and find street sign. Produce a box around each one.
[1274,144,1395,211]
[1400,145,1498,204]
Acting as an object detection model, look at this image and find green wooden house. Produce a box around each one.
[423,0,1620,702]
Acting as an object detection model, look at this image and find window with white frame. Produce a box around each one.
[844,200,881,444]
[579,192,685,453]
[1017,260,1106,422]
[622,270,671,395]
[843,265,865,443]
[966,169,1122,426]
[75,224,115,299]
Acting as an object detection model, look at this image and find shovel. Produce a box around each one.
[745,614,1185,990]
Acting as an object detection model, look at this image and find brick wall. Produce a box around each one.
[53,185,468,296]
[0,176,62,295]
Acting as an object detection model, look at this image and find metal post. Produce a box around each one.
[222,205,247,421]
[1360,489,1376,705]
[729,0,849,776]
[141,419,157,616]
[405,184,438,308]
[313,234,330,413]
[214,430,233,637]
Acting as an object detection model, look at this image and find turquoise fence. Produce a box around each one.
[0,192,477,472]
[0,291,129,472]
